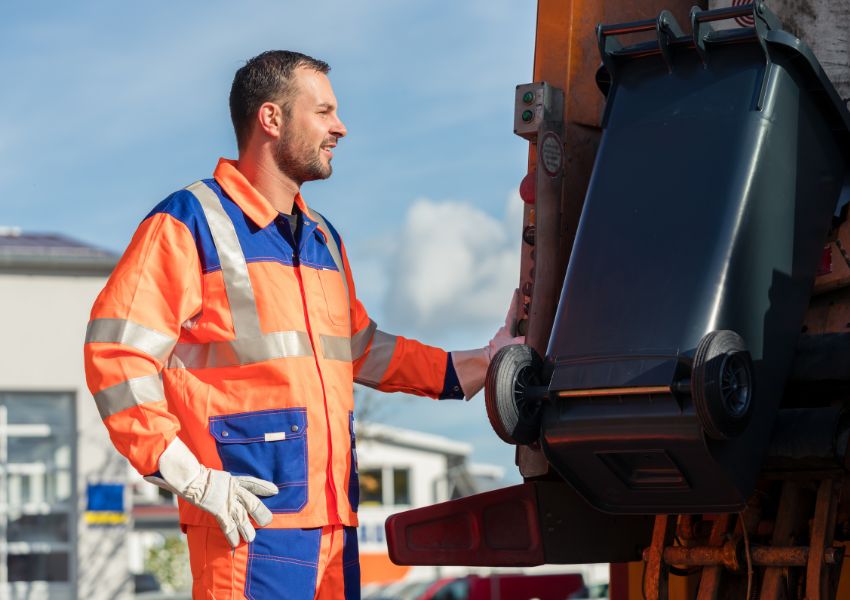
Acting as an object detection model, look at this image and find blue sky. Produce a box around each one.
[2,2,537,480]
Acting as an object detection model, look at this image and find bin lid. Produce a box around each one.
[595,7,850,149]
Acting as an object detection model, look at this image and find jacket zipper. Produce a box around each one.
[290,229,341,523]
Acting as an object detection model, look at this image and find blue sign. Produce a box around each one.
[85,483,126,525]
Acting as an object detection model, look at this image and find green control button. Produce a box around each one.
[521,109,534,123]
[522,91,534,104]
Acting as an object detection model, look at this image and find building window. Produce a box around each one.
[359,467,411,507]
[392,468,410,505]
[359,468,383,506]
[0,392,74,587]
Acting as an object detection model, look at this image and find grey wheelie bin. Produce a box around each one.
[486,2,850,513]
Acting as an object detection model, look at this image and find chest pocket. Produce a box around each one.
[317,268,350,326]
[311,214,351,328]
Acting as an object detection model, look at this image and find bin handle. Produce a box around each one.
[691,3,762,24]
[596,11,685,77]
[690,1,780,59]
[690,2,782,109]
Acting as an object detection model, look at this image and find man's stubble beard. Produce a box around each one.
[274,130,332,185]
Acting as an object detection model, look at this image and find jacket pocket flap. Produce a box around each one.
[209,408,307,444]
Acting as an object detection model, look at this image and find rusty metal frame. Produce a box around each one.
[696,514,732,600]
[806,478,841,600]
[762,481,805,599]
[643,515,672,600]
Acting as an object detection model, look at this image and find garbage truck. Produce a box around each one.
[384,2,850,598]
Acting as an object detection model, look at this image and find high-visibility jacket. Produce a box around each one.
[84,159,463,529]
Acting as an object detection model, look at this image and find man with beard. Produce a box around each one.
[84,51,520,599]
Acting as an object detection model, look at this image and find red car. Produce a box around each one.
[419,573,585,600]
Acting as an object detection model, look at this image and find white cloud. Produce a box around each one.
[383,190,523,343]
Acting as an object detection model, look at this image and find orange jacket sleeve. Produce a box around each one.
[337,239,463,399]
[84,208,203,475]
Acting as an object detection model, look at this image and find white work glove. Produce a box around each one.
[451,289,525,399]
[144,437,278,547]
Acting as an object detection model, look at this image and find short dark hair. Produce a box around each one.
[229,50,330,151]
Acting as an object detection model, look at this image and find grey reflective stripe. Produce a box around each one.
[351,320,377,361]
[355,330,397,387]
[168,331,313,369]
[186,181,262,339]
[85,318,176,362]
[94,374,164,420]
[321,335,353,362]
[312,212,350,306]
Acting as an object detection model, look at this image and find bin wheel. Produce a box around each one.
[485,344,544,445]
[691,330,754,440]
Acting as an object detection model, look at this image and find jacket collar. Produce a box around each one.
[213,158,315,229]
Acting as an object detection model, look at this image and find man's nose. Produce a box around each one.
[331,114,347,139]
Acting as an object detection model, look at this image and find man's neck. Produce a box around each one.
[236,149,300,215]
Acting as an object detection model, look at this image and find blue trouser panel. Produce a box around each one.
[245,528,323,600]
[343,526,361,600]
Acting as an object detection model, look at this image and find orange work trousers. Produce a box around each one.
[186,524,360,599]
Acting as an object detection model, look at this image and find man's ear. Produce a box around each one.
[257,102,284,139]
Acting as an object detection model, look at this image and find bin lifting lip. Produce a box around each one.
[558,385,672,398]
[594,5,850,137]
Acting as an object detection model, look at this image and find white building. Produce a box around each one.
[352,422,503,585]
[0,229,127,599]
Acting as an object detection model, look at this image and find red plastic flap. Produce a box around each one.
[385,483,545,567]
